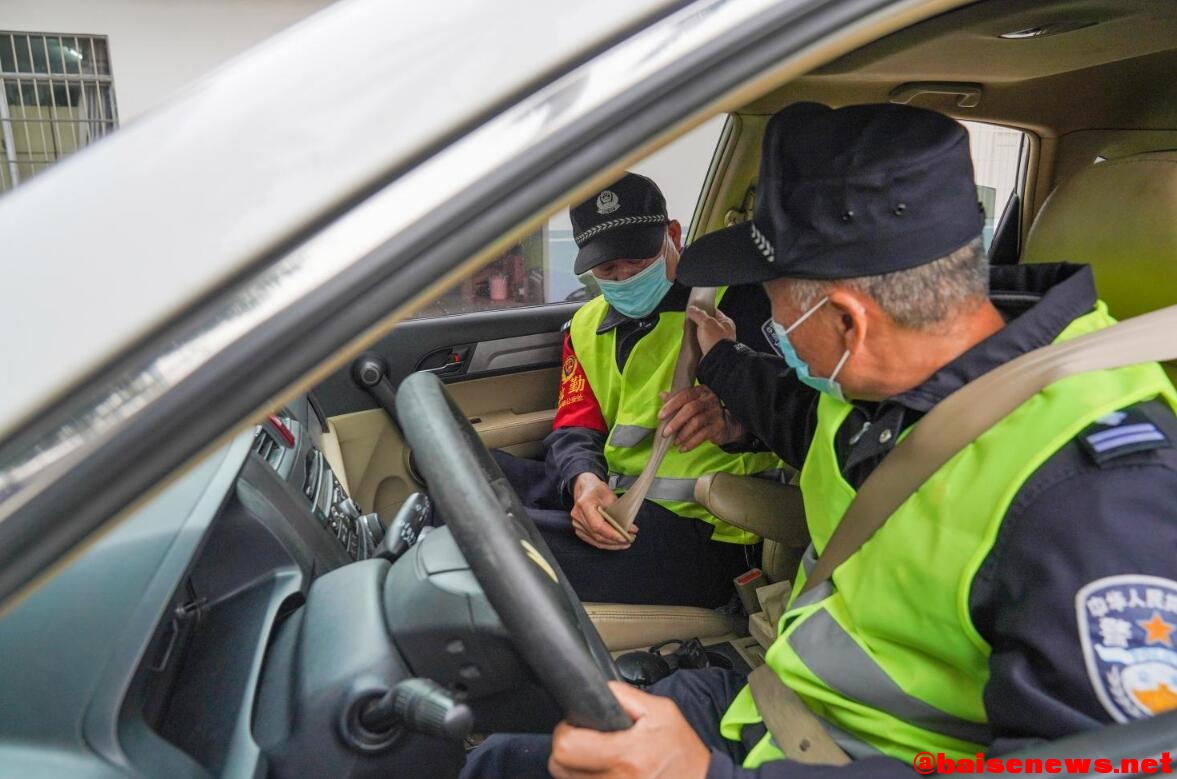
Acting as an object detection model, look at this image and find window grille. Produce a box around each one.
[0,32,119,192]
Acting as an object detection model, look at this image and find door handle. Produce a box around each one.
[416,346,471,377]
[425,359,464,376]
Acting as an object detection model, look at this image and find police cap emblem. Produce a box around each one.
[596,190,620,215]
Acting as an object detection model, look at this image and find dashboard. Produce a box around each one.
[0,395,552,779]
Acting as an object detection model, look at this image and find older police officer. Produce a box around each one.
[465,103,1177,779]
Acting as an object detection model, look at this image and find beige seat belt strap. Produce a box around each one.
[600,286,719,537]
[747,665,851,765]
[802,303,1177,595]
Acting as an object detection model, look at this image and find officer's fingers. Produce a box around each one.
[595,486,618,507]
[549,721,597,778]
[706,308,737,335]
[677,411,724,450]
[607,680,654,719]
[573,526,629,550]
[677,416,723,452]
[663,394,713,437]
[665,403,704,441]
[660,387,705,428]
[550,721,625,778]
[570,501,591,529]
[686,305,719,327]
[590,506,633,545]
[657,386,695,420]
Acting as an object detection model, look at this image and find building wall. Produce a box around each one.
[965,120,1025,236]
[1,0,336,123]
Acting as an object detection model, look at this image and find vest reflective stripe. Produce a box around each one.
[720,302,1177,767]
[825,722,884,760]
[788,609,992,745]
[607,473,697,502]
[608,470,790,504]
[789,546,833,609]
[570,290,784,544]
[609,424,654,448]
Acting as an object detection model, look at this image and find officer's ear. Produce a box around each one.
[666,220,682,251]
[826,288,870,355]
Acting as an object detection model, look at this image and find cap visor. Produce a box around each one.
[677,223,780,286]
[573,224,666,275]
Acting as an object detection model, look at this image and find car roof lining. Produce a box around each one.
[737,0,1177,135]
[693,0,1177,250]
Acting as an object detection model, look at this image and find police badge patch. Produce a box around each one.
[1077,575,1177,722]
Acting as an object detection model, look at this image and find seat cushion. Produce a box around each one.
[584,603,737,652]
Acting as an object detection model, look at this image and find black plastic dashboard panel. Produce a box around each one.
[253,558,465,778]
[0,394,391,778]
[0,433,254,777]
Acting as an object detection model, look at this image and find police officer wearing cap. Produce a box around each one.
[463,103,1177,779]
[494,171,784,609]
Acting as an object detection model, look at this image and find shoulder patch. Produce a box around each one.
[1077,575,1177,722]
[1078,407,1171,465]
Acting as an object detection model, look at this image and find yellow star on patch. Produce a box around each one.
[1137,611,1176,647]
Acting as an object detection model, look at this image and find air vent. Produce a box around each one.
[252,428,285,470]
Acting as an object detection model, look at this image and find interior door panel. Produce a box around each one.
[313,304,577,517]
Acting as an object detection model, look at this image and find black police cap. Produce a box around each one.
[678,102,983,285]
[571,172,669,274]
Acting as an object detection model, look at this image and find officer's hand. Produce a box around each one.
[549,681,711,779]
[571,473,637,550]
[658,387,744,451]
[687,305,737,358]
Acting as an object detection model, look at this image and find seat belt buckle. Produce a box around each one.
[734,567,766,614]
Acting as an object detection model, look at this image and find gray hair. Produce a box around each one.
[785,238,988,331]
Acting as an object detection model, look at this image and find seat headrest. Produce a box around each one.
[1023,151,1177,322]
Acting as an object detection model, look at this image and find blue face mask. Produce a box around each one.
[595,254,674,319]
[770,296,852,401]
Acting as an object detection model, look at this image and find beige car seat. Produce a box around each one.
[1021,150,1177,382]
[585,475,808,651]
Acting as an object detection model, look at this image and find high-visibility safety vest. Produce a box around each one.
[720,302,1177,765]
[570,288,784,544]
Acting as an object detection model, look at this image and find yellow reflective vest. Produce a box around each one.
[720,302,1177,764]
[570,290,784,544]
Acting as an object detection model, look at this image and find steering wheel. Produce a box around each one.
[396,371,632,732]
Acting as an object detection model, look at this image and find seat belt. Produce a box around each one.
[599,286,719,537]
[802,303,1177,595]
[747,665,851,765]
[745,305,1177,765]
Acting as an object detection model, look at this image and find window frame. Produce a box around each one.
[0,30,119,191]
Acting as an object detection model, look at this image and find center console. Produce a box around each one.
[254,413,383,564]
[303,448,369,560]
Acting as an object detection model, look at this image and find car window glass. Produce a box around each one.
[408,116,726,319]
[962,120,1027,253]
